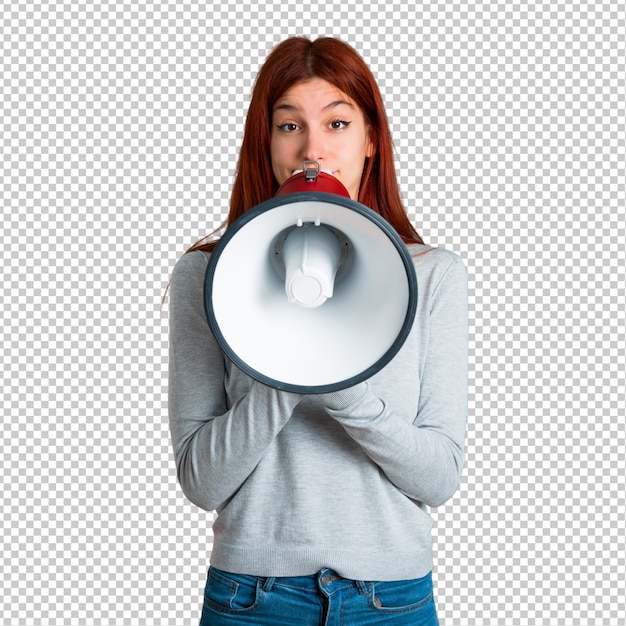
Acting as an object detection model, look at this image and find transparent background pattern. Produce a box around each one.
[1,1,624,624]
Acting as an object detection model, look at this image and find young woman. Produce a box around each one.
[168,36,468,625]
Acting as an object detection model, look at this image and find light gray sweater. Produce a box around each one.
[168,244,468,581]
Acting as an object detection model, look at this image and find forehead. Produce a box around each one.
[273,78,356,112]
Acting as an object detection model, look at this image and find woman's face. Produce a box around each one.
[270,78,374,200]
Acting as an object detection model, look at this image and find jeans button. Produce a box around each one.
[320,572,341,586]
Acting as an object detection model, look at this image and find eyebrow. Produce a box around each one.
[273,100,355,114]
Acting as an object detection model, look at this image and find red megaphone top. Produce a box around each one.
[275,161,350,198]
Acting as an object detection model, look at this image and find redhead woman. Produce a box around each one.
[168,36,468,625]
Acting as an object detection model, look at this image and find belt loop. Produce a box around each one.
[356,580,369,595]
[262,576,275,592]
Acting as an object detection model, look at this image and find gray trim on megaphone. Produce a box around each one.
[204,192,418,394]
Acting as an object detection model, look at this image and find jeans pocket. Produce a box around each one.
[203,567,263,613]
[370,572,436,615]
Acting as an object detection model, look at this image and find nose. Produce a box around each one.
[303,128,326,161]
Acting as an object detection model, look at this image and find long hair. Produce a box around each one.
[188,37,423,253]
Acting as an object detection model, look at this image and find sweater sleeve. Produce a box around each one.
[167,251,303,512]
[323,256,468,508]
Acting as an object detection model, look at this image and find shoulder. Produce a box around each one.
[406,243,466,281]
[172,249,210,276]
[170,250,211,288]
[168,250,213,311]
[405,244,468,313]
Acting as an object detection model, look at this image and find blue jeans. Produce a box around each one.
[199,567,439,625]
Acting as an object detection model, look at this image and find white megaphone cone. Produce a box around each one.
[204,161,418,393]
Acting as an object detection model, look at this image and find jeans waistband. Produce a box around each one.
[265,569,369,595]
[212,567,369,595]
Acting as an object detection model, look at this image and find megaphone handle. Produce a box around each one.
[304,160,320,182]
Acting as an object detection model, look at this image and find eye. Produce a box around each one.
[276,123,300,132]
[329,120,351,130]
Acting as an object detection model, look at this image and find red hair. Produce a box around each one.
[189,37,423,252]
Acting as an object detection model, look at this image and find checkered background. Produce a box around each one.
[1,0,624,624]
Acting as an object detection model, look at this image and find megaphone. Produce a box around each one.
[204,161,418,394]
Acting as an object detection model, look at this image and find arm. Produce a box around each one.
[321,256,468,507]
[168,251,303,511]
